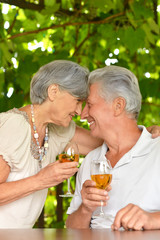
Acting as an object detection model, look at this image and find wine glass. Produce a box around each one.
[59,141,79,197]
[90,158,112,217]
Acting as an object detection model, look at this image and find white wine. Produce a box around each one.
[59,153,79,163]
[91,174,112,189]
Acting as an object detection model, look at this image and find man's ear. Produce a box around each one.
[48,84,59,101]
[113,97,126,117]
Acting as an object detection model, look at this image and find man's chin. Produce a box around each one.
[90,128,98,137]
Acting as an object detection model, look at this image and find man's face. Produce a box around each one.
[81,82,114,139]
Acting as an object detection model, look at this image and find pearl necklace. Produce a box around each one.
[31,104,49,169]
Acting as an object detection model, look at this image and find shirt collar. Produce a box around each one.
[130,125,152,157]
[99,125,153,168]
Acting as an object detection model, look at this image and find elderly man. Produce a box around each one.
[66,65,160,231]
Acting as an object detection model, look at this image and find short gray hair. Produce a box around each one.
[88,65,142,120]
[30,60,89,104]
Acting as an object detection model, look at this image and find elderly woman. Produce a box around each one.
[66,65,160,230]
[0,60,103,228]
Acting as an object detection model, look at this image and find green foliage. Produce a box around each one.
[0,0,160,228]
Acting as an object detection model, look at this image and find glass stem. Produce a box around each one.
[67,178,71,194]
[100,200,104,216]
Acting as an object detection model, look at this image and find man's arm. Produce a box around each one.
[112,203,160,231]
[66,204,92,229]
[66,180,110,229]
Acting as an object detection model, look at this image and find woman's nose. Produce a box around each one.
[75,102,83,116]
[81,103,89,120]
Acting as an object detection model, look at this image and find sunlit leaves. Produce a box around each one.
[42,0,60,15]
[130,0,153,19]
[0,40,14,66]
[147,18,160,35]
[0,0,160,228]
[0,1,159,131]
[88,0,115,13]
[118,27,145,55]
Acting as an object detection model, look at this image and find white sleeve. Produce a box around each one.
[0,112,30,170]
[66,168,83,214]
[67,154,92,215]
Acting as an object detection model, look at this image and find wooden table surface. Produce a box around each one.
[0,228,160,240]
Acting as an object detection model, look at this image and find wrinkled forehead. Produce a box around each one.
[87,82,103,102]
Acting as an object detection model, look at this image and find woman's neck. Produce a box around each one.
[20,104,48,146]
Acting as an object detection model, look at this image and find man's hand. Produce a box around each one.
[147,125,160,138]
[81,180,111,214]
[112,203,160,231]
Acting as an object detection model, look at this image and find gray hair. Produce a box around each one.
[88,65,142,120]
[30,60,89,104]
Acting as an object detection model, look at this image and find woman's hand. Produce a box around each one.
[36,160,78,189]
[81,180,111,214]
[147,125,160,138]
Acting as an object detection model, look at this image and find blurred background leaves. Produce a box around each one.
[0,0,160,228]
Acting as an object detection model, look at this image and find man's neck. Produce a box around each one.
[104,118,142,167]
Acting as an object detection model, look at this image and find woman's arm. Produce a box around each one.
[72,125,160,155]
[147,125,160,138]
[71,125,103,155]
[0,155,78,205]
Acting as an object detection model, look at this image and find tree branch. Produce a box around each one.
[7,10,18,35]
[152,0,158,24]
[73,27,95,56]
[7,11,125,40]
[0,0,44,11]
[142,101,160,107]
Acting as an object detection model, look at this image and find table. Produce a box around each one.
[0,228,160,240]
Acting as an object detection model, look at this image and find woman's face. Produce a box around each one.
[49,90,83,127]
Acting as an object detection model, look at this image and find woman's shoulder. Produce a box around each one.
[0,108,30,135]
[0,108,29,125]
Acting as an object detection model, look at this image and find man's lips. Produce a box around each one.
[88,120,95,126]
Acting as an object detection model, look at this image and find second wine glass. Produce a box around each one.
[91,158,112,217]
[59,141,79,197]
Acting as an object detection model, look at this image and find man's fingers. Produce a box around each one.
[83,180,96,187]
[81,180,110,212]
[106,185,112,192]
[112,204,136,230]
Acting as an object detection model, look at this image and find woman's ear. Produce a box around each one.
[48,84,59,101]
[113,97,126,117]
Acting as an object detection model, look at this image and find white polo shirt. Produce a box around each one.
[67,126,160,229]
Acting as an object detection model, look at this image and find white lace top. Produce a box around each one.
[0,108,75,228]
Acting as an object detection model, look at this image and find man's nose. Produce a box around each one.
[81,103,89,120]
